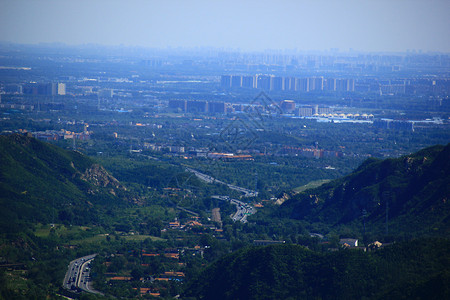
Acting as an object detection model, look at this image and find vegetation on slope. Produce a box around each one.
[1,135,449,299]
[279,143,450,237]
[184,240,450,300]
[0,133,127,231]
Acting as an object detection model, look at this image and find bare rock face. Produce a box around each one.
[81,164,124,190]
[275,192,291,205]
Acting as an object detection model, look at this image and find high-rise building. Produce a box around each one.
[187,100,208,113]
[310,77,324,91]
[168,100,187,112]
[296,78,309,92]
[373,119,414,131]
[296,106,313,117]
[336,79,347,92]
[284,77,295,91]
[326,78,336,91]
[242,76,255,88]
[23,83,65,96]
[38,83,53,95]
[335,79,356,92]
[348,79,355,92]
[220,75,231,88]
[220,74,358,94]
[23,83,38,95]
[256,75,271,90]
[208,101,226,114]
[318,106,332,114]
[4,84,23,94]
[231,75,242,88]
[57,83,66,95]
[270,77,283,91]
[41,83,59,95]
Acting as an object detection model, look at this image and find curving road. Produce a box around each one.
[212,195,256,223]
[186,167,258,197]
[63,254,103,295]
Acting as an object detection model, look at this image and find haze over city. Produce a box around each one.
[1,1,450,299]
[1,0,449,53]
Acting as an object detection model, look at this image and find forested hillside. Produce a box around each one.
[0,134,127,231]
[1,134,449,299]
[184,240,450,300]
[278,143,450,237]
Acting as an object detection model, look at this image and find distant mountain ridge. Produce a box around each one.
[0,134,126,230]
[280,143,450,237]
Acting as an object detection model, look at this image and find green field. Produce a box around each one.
[34,224,92,238]
[70,234,165,245]
[293,179,331,193]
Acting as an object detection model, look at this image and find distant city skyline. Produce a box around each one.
[1,0,449,53]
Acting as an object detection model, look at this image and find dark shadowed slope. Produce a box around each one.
[184,240,450,300]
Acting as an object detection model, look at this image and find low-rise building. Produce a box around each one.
[339,238,358,247]
[253,240,286,246]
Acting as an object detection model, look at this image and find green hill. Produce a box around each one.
[279,143,450,237]
[184,240,450,300]
[0,134,126,232]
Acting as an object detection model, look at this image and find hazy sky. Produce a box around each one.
[1,0,449,52]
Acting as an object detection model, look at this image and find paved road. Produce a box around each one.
[186,168,258,197]
[212,195,256,223]
[63,254,102,295]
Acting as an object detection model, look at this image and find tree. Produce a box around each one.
[131,267,144,281]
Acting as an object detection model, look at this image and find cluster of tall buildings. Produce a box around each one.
[222,75,450,96]
[5,82,66,96]
[168,100,226,113]
[280,102,335,117]
[168,98,341,116]
[221,75,355,92]
[373,119,414,131]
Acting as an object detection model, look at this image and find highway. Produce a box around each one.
[63,254,102,295]
[186,167,258,197]
[212,195,256,223]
